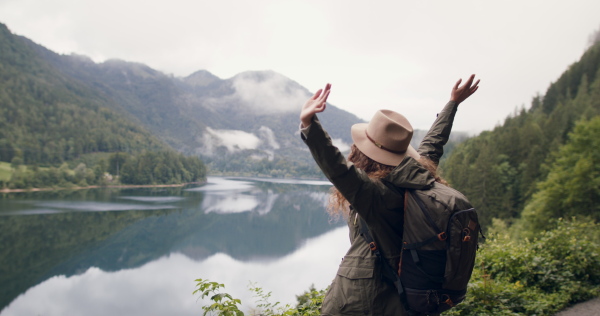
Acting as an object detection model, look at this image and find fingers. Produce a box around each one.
[317,83,331,103]
[312,89,323,100]
[469,79,480,93]
[459,75,478,95]
[322,84,331,102]
[450,75,480,103]
[313,83,331,99]
[464,74,475,87]
[322,91,330,104]
[453,78,462,91]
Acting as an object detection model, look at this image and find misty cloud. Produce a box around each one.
[231,71,308,115]
[257,126,280,149]
[331,138,351,153]
[202,127,261,154]
[200,126,282,156]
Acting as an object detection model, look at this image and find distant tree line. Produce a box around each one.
[119,151,206,185]
[3,151,206,189]
[203,148,324,179]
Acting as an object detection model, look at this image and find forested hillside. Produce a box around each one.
[0,23,206,188]
[441,39,600,229]
[0,24,167,164]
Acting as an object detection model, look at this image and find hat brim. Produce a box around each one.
[351,123,419,166]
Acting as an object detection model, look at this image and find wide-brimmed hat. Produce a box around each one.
[351,109,420,166]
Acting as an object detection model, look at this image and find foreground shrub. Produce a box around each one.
[447,218,600,316]
[194,279,325,316]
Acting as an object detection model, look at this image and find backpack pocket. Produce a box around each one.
[404,288,466,314]
[401,249,446,289]
[444,208,479,291]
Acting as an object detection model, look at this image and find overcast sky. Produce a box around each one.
[1,0,599,133]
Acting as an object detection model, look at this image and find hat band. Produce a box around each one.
[365,130,407,155]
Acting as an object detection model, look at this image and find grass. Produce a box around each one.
[0,161,12,181]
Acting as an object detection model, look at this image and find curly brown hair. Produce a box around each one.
[327,144,447,218]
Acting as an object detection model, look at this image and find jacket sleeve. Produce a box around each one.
[417,100,459,165]
[301,116,398,221]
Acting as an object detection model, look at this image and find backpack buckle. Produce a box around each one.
[437,232,447,241]
[369,242,377,251]
[441,294,455,307]
[462,228,472,242]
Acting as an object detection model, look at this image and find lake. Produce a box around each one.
[0,177,349,316]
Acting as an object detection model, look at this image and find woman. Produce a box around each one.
[299,75,480,316]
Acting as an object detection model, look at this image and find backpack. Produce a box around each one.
[358,184,481,315]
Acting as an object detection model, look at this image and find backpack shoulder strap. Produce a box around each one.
[356,214,414,315]
[407,189,446,242]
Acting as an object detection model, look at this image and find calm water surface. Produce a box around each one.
[0,177,349,316]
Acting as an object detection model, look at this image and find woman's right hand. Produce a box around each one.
[300,83,331,128]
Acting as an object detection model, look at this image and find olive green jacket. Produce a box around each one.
[301,101,459,316]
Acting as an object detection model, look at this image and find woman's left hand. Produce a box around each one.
[450,75,480,104]
[300,83,331,128]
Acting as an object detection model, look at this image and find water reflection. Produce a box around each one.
[0,177,347,315]
[120,196,186,203]
[2,227,349,316]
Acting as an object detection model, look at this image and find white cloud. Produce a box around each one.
[199,126,282,157]
[331,138,350,154]
[202,127,261,153]
[257,126,280,149]
[232,71,308,115]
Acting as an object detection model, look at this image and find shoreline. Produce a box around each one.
[0,181,206,193]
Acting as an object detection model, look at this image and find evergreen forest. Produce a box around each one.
[441,37,600,231]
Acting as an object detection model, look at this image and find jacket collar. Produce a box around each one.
[384,156,435,190]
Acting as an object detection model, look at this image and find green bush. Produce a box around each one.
[193,279,325,316]
[448,218,600,316]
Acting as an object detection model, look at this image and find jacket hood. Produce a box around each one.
[384,156,435,190]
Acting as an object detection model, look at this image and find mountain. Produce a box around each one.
[27,50,363,175]
[0,22,467,177]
